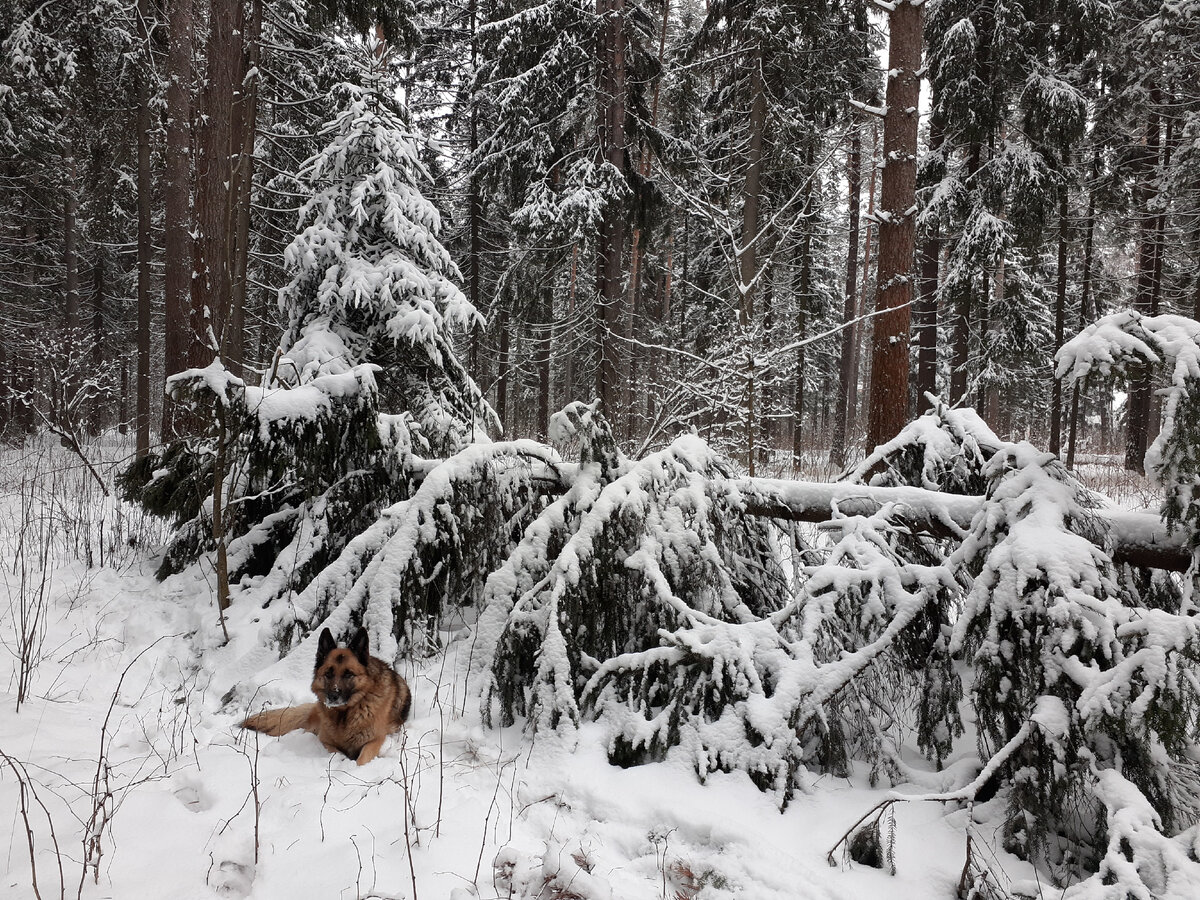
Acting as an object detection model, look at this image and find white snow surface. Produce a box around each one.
[0,563,1025,900]
[0,446,1057,900]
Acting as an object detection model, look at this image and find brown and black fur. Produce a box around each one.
[240,627,411,765]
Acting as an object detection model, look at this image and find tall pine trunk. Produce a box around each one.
[1066,162,1097,470]
[1125,94,1161,473]
[62,157,80,433]
[831,128,862,468]
[191,0,242,368]
[791,178,813,469]
[866,0,922,448]
[1049,168,1069,455]
[64,157,80,335]
[496,304,510,433]
[849,125,878,426]
[226,0,262,380]
[162,0,194,438]
[740,51,767,326]
[467,0,483,384]
[90,257,105,434]
[915,124,942,406]
[136,0,153,455]
[596,0,627,422]
[537,284,552,439]
[950,143,981,404]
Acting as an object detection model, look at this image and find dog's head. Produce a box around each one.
[312,627,371,709]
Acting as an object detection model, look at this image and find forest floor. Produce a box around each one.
[0,435,1140,900]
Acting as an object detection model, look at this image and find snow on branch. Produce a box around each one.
[482,408,793,737]
[1058,310,1200,532]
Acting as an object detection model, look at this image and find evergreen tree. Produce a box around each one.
[122,46,492,614]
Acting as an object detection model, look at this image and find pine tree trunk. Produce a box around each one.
[90,258,105,434]
[866,0,922,448]
[62,156,80,433]
[595,0,627,422]
[849,125,878,429]
[537,285,552,439]
[1066,159,1097,470]
[950,143,981,404]
[831,129,862,469]
[191,0,242,367]
[64,158,80,334]
[1,338,10,433]
[1125,95,1161,474]
[792,191,813,468]
[496,304,510,433]
[1049,172,1069,455]
[136,0,153,455]
[915,124,942,407]
[226,0,261,381]
[162,0,194,438]
[740,51,767,327]
[563,244,578,402]
[119,353,129,434]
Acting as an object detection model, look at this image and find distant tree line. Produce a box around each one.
[2,0,1199,472]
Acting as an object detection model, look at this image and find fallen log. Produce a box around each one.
[733,477,1191,573]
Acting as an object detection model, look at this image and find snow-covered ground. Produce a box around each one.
[2,438,1061,899]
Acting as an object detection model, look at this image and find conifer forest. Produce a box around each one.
[3,0,1200,898]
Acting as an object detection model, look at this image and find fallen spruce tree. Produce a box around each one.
[117,69,1200,895]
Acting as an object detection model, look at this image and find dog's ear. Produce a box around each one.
[349,627,370,668]
[316,628,336,669]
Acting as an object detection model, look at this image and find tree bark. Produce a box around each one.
[595,0,627,421]
[1049,167,1069,455]
[849,124,879,427]
[64,157,80,334]
[866,0,922,448]
[950,143,981,405]
[1125,92,1161,473]
[136,0,153,455]
[537,284,552,439]
[1066,158,1097,470]
[90,257,105,434]
[740,50,767,327]
[496,303,510,433]
[735,477,1188,572]
[792,165,814,467]
[162,0,195,439]
[226,0,262,380]
[831,129,863,468]
[915,124,942,407]
[191,0,242,367]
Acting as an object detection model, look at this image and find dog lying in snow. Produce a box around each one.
[240,627,410,765]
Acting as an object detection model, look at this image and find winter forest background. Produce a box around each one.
[4,0,1200,897]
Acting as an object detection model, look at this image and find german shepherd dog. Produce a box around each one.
[240,627,411,765]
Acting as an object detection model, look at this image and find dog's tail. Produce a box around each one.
[240,703,318,736]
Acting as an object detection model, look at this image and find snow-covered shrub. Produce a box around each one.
[262,438,560,658]
[827,398,997,773]
[1064,769,1200,900]
[846,395,999,494]
[952,442,1200,880]
[481,401,793,735]
[121,358,394,583]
